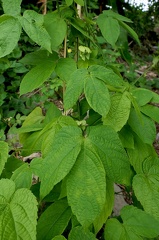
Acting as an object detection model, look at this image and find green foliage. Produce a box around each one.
[0,0,159,239]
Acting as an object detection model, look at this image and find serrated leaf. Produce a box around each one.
[67,140,106,227]
[97,15,120,46]
[0,15,21,58]
[88,65,123,87]
[65,0,73,6]
[103,10,132,23]
[87,126,132,185]
[64,68,87,110]
[128,109,156,145]
[103,92,131,132]
[20,60,56,95]
[69,226,97,240]
[55,58,77,82]
[84,73,110,116]
[105,206,159,239]
[1,0,22,16]
[36,126,82,199]
[131,88,153,106]
[0,141,8,176]
[119,20,140,45]
[74,0,84,6]
[44,12,67,50]
[11,163,32,189]
[127,134,156,173]
[93,179,114,234]
[0,179,37,240]
[133,170,159,220]
[37,198,71,240]
[21,10,51,52]
[140,104,159,123]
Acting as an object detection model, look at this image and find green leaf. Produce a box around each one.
[64,68,87,110]
[84,73,110,116]
[133,169,159,221]
[42,116,77,156]
[131,88,153,106]
[44,12,67,50]
[151,91,159,103]
[118,125,134,149]
[121,205,159,238]
[65,0,73,6]
[103,92,131,132]
[128,109,156,145]
[104,218,125,240]
[0,15,21,58]
[20,60,56,95]
[55,58,77,82]
[74,0,84,6]
[37,198,72,240]
[11,163,32,189]
[97,15,120,46]
[35,126,82,199]
[140,104,159,123]
[20,50,59,66]
[103,10,132,23]
[87,126,132,185]
[52,236,67,240]
[0,179,37,240]
[69,226,97,240]
[105,206,159,239]
[0,141,8,176]
[118,21,140,45]
[88,65,123,87]
[127,134,156,173]
[21,10,51,52]
[22,107,44,127]
[67,140,106,227]
[1,0,22,16]
[93,179,114,234]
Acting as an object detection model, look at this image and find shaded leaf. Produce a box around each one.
[140,104,159,123]
[65,0,73,6]
[20,60,56,95]
[11,163,32,189]
[93,179,114,234]
[37,199,71,240]
[103,10,132,23]
[128,109,156,145]
[55,58,77,82]
[0,141,8,176]
[0,15,21,58]
[119,21,140,45]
